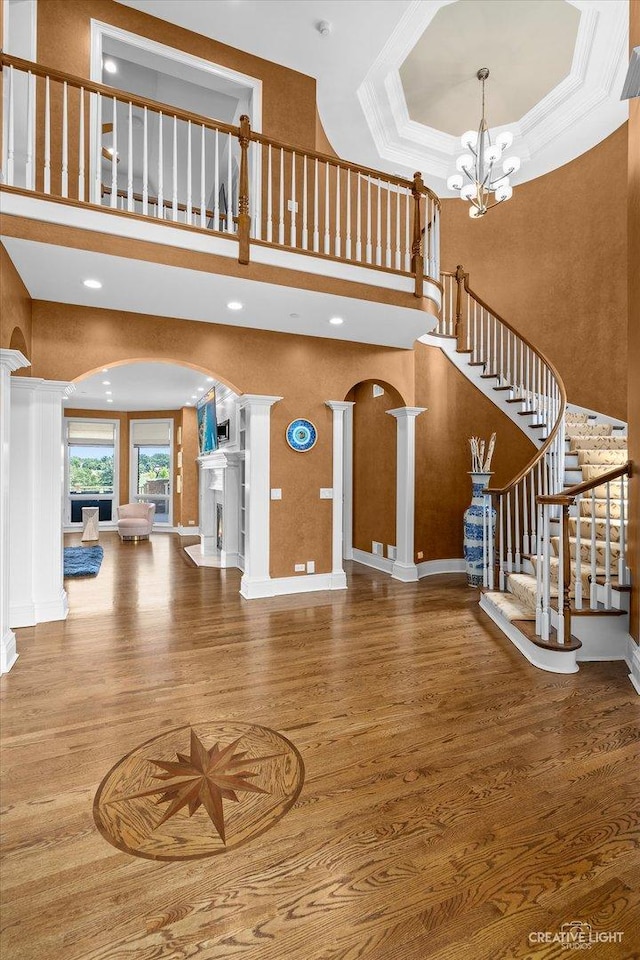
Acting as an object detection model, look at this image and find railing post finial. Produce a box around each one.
[454,264,465,340]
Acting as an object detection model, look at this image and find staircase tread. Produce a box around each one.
[512,618,582,652]
[494,386,513,392]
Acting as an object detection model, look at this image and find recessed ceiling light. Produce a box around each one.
[102,380,110,385]
[206,377,214,383]
[329,317,344,325]
[227,301,243,311]
[191,395,197,399]
[197,387,204,392]
[107,398,113,403]
[103,59,117,74]
[101,368,109,373]
[105,391,112,395]
[186,402,192,406]
[83,279,102,289]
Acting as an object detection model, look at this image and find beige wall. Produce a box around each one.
[414,345,536,561]
[179,406,200,530]
[349,380,404,555]
[36,0,318,151]
[441,125,628,420]
[0,244,32,373]
[628,0,640,643]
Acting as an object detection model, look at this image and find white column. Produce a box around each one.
[238,394,281,599]
[342,401,354,561]
[10,378,74,628]
[0,349,30,674]
[386,406,426,583]
[325,401,354,589]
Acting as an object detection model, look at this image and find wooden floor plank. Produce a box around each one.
[1,532,638,960]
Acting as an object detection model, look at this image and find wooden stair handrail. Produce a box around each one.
[537,461,632,506]
[459,276,567,498]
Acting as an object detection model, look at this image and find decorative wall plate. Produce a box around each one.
[286,419,317,452]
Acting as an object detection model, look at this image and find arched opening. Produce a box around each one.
[345,379,405,567]
[9,326,30,376]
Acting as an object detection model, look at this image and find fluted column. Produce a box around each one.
[0,349,30,674]
[386,406,426,582]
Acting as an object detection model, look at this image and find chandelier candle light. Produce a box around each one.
[448,68,521,218]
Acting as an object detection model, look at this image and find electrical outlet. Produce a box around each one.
[188,520,196,526]
[320,488,333,499]
[271,488,282,500]
[372,541,384,556]
[287,199,299,213]
[306,560,315,574]
[294,563,305,572]
[387,545,397,560]
[417,550,424,560]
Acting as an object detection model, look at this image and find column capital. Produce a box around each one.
[237,394,282,410]
[11,378,75,398]
[325,401,355,412]
[0,349,30,374]
[386,406,427,420]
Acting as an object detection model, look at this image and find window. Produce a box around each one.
[66,419,118,524]
[130,420,172,525]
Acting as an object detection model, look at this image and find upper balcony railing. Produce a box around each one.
[0,54,441,298]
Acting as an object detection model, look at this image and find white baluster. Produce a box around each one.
[541,506,551,642]
[366,177,372,263]
[375,178,382,265]
[324,162,330,254]
[482,493,488,588]
[590,489,598,608]
[514,482,521,572]
[227,131,233,233]
[334,165,340,256]
[171,115,178,221]
[157,111,163,219]
[604,480,612,608]
[186,120,192,224]
[345,168,351,260]
[535,503,543,635]
[44,75,51,194]
[302,154,308,249]
[142,107,148,215]
[506,490,513,573]
[78,86,85,201]
[530,463,537,554]
[211,128,217,230]
[522,473,530,556]
[404,187,410,273]
[313,157,319,252]
[127,102,133,212]
[395,187,401,270]
[355,173,362,261]
[556,504,565,644]
[266,143,273,242]
[25,71,34,190]
[110,97,117,208]
[290,150,297,248]
[385,183,391,268]
[60,81,69,197]
[619,474,628,585]
[499,496,505,591]
[574,493,582,610]
[279,148,285,244]
[487,494,495,590]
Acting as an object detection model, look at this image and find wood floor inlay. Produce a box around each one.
[93,722,304,860]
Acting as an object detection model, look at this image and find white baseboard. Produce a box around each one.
[627,637,640,696]
[177,525,200,536]
[417,558,466,578]
[9,602,36,629]
[480,593,579,674]
[1,629,18,674]
[34,590,68,624]
[352,548,393,574]
[391,560,419,582]
[240,571,346,599]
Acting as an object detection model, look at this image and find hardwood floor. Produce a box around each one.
[1,532,639,959]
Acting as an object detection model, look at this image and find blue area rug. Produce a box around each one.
[64,546,104,578]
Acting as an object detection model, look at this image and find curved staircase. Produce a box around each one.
[423,266,634,681]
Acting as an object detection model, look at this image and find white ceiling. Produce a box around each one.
[116,0,629,193]
[69,361,219,411]
[1,237,430,349]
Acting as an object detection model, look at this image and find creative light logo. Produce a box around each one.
[529,921,624,950]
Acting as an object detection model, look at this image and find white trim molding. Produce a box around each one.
[237,395,281,600]
[417,558,466,578]
[627,638,640,696]
[386,406,426,582]
[0,349,30,673]
[352,548,394,575]
[325,400,354,592]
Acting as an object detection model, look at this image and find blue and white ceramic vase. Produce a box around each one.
[463,472,495,587]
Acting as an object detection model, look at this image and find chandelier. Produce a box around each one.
[447,67,521,218]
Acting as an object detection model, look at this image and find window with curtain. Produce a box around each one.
[130,419,172,524]
[66,419,118,523]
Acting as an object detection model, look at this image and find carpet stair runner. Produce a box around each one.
[485,411,628,627]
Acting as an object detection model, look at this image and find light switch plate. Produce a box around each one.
[320,488,333,499]
[294,563,305,572]
[271,488,282,500]
[306,560,315,573]
[287,199,299,212]
[372,541,384,556]
[387,545,397,560]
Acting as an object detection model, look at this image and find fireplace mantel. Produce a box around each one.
[197,448,241,470]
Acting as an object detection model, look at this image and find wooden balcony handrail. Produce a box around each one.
[0,52,240,136]
[449,274,568,499]
[537,461,632,506]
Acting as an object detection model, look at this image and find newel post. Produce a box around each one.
[237,114,251,265]
[411,171,424,299]
[455,264,465,342]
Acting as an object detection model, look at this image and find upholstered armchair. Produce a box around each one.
[116,502,156,541]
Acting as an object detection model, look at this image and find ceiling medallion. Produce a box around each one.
[447,67,521,218]
[94,722,304,860]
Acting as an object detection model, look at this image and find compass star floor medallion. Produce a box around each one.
[93,722,304,861]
